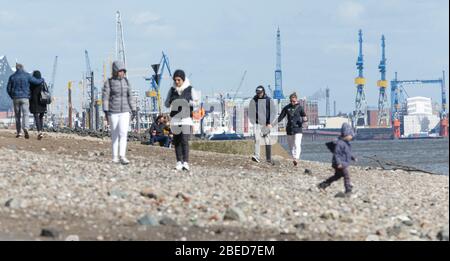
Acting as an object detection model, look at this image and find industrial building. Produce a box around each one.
[0,56,13,112]
[319,116,352,129]
[402,97,441,137]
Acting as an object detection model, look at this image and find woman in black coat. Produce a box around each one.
[29,70,47,140]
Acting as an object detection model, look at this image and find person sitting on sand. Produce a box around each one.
[149,115,171,148]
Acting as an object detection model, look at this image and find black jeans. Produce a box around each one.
[324,167,352,193]
[173,133,190,163]
[34,113,45,132]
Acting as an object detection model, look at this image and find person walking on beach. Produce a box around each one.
[29,71,48,140]
[164,70,195,171]
[102,61,137,165]
[278,92,307,167]
[7,63,45,139]
[318,123,357,196]
[249,86,277,164]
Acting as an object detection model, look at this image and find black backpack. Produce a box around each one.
[39,82,52,105]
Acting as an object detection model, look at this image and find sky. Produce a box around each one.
[1,0,449,115]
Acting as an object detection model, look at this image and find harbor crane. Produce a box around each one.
[391,71,448,138]
[145,52,172,115]
[354,29,368,127]
[377,35,389,127]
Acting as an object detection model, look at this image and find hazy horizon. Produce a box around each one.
[1,0,449,115]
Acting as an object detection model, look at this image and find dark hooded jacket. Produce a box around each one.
[29,71,48,114]
[329,124,356,168]
[331,138,355,168]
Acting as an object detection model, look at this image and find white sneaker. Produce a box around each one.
[120,157,130,165]
[112,157,120,164]
[252,156,261,163]
[175,162,183,171]
[182,162,190,171]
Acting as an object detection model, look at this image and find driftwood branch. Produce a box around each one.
[364,155,437,175]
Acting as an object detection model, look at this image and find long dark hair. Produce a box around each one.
[32,70,42,79]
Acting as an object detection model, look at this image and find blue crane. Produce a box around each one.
[377,35,389,126]
[354,29,368,127]
[274,27,285,101]
[390,71,448,136]
[145,52,172,115]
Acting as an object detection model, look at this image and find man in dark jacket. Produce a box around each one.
[149,115,170,148]
[7,63,45,139]
[318,123,357,196]
[278,92,307,166]
[249,86,277,164]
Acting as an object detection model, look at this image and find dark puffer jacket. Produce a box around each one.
[164,79,194,119]
[278,103,307,135]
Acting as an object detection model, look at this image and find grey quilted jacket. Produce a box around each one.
[102,61,136,113]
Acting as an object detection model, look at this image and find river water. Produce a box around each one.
[282,138,449,175]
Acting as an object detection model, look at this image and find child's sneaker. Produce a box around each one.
[318,182,330,191]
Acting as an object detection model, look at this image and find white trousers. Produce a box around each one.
[287,133,303,160]
[110,112,130,158]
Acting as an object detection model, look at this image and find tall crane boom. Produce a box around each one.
[274,27,284,100]
[377,35,389,126]
[354,29,368,127]
[232,70,247,101]
[116,11,127,68]
[85,50,92,76]
[48,56,58,94]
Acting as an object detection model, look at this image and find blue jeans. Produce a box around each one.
[13,98,30,133]
[151,135,170,148]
